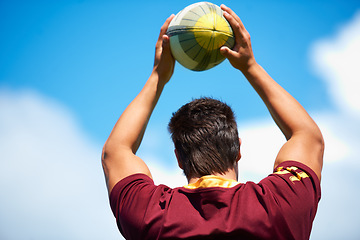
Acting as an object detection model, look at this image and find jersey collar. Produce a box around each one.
[184,175,240,189]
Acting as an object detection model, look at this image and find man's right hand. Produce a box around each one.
[220,4,256,73]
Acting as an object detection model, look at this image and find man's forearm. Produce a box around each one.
[104,72,166,155]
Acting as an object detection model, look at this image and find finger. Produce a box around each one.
[162,35,174,61]
[156,14,175,48]
[221,5,250,45]
[161,14,175,35]
[220,46,236,60]
[162,35,171,53]
[222,10,242,42]
[220,46,230,56]
[220,4,244,30]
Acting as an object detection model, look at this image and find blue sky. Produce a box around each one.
[1,0,360,239]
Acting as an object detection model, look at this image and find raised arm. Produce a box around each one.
[220,5,324,180]
[101,14,175,194]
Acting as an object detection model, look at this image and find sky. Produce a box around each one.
[0,0,360,239]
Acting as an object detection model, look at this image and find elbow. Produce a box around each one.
[312,128,325,178]
[101,144,107,162]
[307,125,325,167]
[317,128,325,160]
[101,141,117,177]
[101,139,129,163]
[101,144,109,172]
[318,130,325,149]
[313,124,325,151]
[101,140,112,164]
[292,124,325,158]
[296,121,325,149]
[307,125,325,155]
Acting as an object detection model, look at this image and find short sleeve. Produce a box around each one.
[259,161,321,239]
[267,161,320,201]
[109,174,157,239]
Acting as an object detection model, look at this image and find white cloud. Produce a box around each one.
[237,119,285,182]
[0,88,120,240]
[147,158,187,188]
[308,11,360,240]
[308,10,360,167]
[311,10,360,117]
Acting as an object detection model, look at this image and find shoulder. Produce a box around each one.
[109,174,173,239]
[109,173,171,213]
[255,161,322,239]
[110,174,158,202]
[269,160,320,189]
[259,160,321,209]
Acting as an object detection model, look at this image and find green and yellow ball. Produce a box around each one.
[167,2,235,71]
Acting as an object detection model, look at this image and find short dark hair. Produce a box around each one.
[168,97,240,179]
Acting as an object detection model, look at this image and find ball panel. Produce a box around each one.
[176,30,226,71]
[167,2,235,71]
[168,2,207,28]
[169,35,199,70]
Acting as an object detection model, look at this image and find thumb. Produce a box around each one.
[220,46,233,59]
[162,35,170,49]
[162,35,174,59]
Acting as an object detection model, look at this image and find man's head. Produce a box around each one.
[168,97,241,180]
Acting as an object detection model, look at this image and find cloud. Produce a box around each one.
[237,119,285,182]
[308,10,360,168]
[311,11,360,117]
[0,88,120,239]
[308,11,360,239]
[147,158,187,188]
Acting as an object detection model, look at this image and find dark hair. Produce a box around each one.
[168,97,240,179]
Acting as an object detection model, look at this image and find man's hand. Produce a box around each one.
[220,4,256,73]
[153,14,175,83]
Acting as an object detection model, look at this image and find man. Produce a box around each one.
[102,4,324,240]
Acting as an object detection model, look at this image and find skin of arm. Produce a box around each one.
[101,14,175,194]
[220,5,324,181]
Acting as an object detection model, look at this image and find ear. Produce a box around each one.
[235,138,242,181]
[236,138,242,162]
[174,149,183,169]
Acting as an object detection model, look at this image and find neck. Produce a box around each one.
[188,167,238,184]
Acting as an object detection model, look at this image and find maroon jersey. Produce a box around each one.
[110,161,321,240]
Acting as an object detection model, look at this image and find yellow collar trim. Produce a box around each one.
[184,175,240,189]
